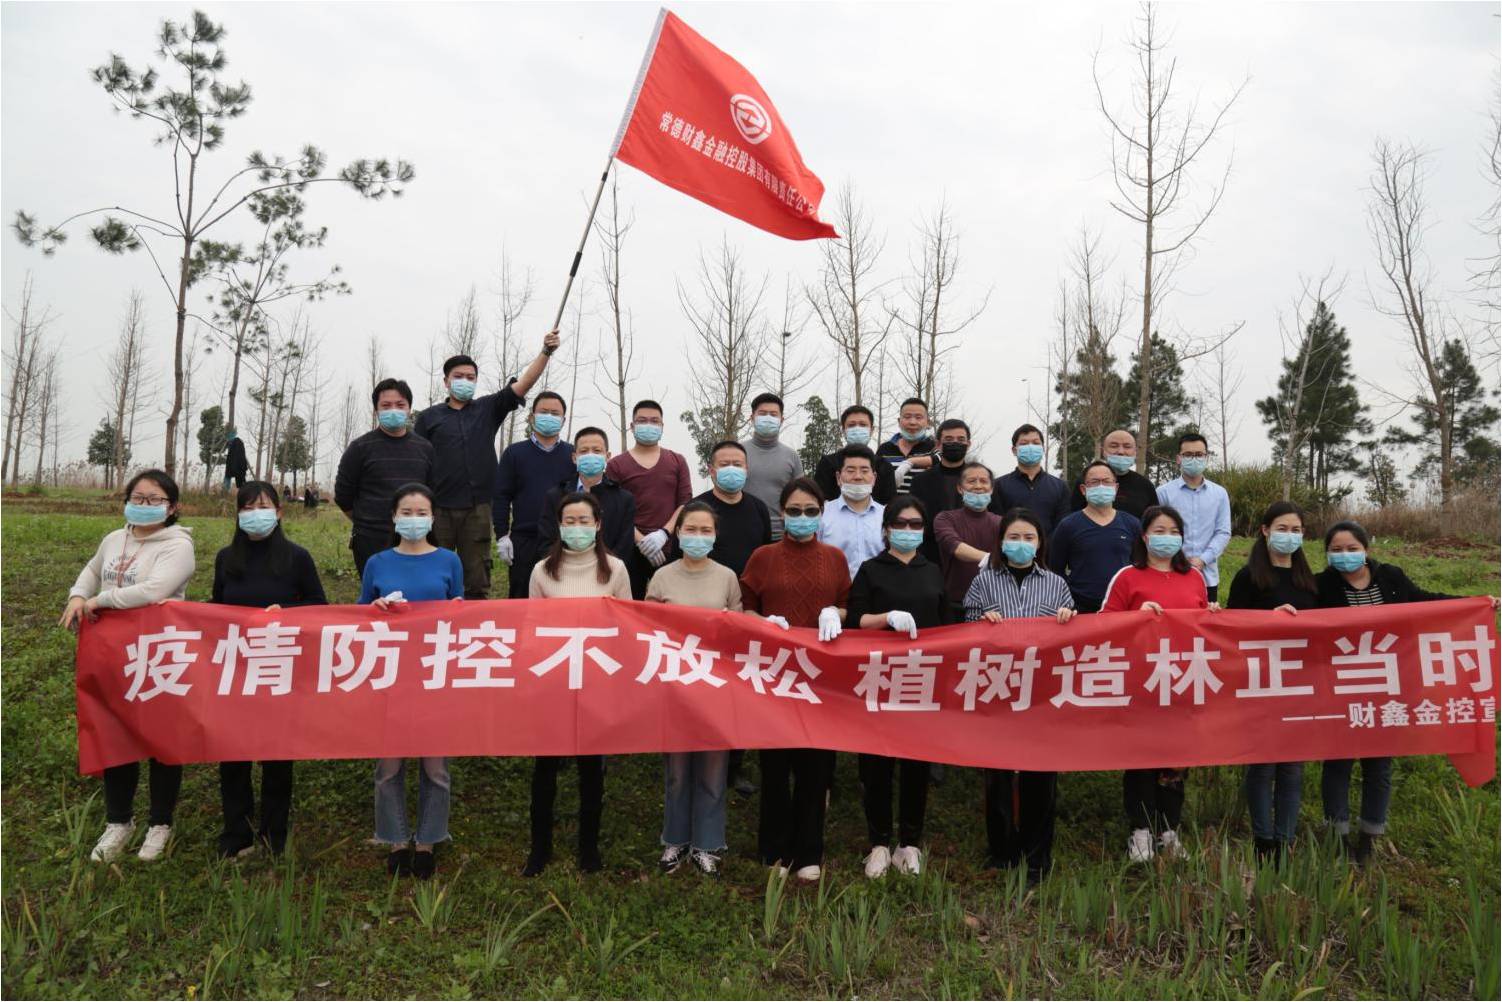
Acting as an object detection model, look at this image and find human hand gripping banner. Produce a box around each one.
[75,598,1498,784]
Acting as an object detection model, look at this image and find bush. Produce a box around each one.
[1212,463,1327,536]
[1337,485,1501,543]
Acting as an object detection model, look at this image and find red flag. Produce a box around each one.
[611,9,838,241]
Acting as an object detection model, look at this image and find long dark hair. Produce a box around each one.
[223,480,292,578]
[389,482,439,547]
[123,469,181,526]
[990,507,1047,570]
[1131,505,1191,573]
[1248,500,1316,594]
[542,491,612,584]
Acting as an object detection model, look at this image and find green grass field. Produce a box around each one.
[2,489,1498,999]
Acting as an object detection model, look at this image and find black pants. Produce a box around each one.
[507,534,543,599]
[758,748,835,869]
[529,756,604,856]
[1123,768,1187,831]
[351,529,390,577]
[624,547,654,601]
[984,769,1057,874]
[859,754,928,847]
[103,759,182,826]
[220,760,293,853]
[1074,595,1102,614]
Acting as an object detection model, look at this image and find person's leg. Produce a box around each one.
[625,548,653,601]
[896,758,930,848]
[219,761,255,853]
[431,506,461,553]
[576,755,605,870]
[1356,757,1393,836]
[146,759,183,826]
[982,769,1017,866]
[352,530,387,578]
[373,758,410,844]
[462,502,494,600]
[758,749,794,865]
[1273,762,1304,846]
[1320,759,1354,836]
[1244,764,1275,842]
[258,761,294,853]
[858,753,895,849]
[508,534,543,599]
[1122,769,1156,832]
[528,757,561,862]
[1019,771,1058,879]
[414,757,451,847]
[662,753,692,850]
[103,762,140,824]
[690,750,729,853]
[1157,769,1186,831]
[791,749,835,871]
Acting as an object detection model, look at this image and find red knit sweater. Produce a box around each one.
[1100,564,1208,613]
[739,538,851,627]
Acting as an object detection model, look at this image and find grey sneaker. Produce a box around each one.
[659,843,688,874]
[690,849,721,878]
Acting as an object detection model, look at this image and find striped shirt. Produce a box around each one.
[963,563,1075,621]
[1343,581,1385,606]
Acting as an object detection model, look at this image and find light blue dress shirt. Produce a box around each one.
[817,496,886,580]
[1156,476,1232,588]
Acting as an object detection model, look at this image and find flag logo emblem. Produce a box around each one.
[730,93,772,145]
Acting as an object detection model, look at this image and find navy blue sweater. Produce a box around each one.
[492,438,578,540]
[1047,509,1142,611]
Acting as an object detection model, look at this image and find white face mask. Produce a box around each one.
[841,482,873,501]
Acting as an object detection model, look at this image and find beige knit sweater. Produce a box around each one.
[527,546,633,599]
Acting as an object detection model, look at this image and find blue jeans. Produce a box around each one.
[374,757,450,845]
[1320,757,1392,835]
[1244,762,1303,843]
[662,751,728,852]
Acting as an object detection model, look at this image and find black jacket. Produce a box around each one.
[225,437,249,478]
[814,450,898,506]
[907,462,966,562]
[537,476,638,562]
[845,550,954,629]
[1315,559,1455,608]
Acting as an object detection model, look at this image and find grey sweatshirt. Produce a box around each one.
[740,435,803,538]
[69,524,196,608]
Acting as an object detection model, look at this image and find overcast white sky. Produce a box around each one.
[3,1,1497,491]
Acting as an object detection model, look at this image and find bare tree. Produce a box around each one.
[679,238,770,446]
[105,291,152,490]
[806,183,892,405]
[1050,279,1073,475]
[1061,227,1130,462]
[495,252,536,445]
[1198,335,1245,464]
[334,382,361,476]
[890,198,989,420]
[2,276,55,485]
[365,335,385,398]
[769,275,815,406]
[30,349,61,487]
[1094,2,1247,467]
[1469,73,1501,364]
[592,175,639,449]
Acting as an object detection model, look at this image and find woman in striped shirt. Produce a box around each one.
[963,508,1075,885]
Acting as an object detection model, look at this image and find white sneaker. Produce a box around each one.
[690,849,720,877]
[863,845,892,879]
[659,843,688,874]
[90,822,135,862]
[892,845,923,875]
[1127,828,1155,863]
[794,864,821,883]
[137,824,172,861]
[1158,829,1187,860]
[770,863,789,879]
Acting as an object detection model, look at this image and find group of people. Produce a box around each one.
[61,328,1495,884]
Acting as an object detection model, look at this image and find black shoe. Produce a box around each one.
[386,847,413,876]
[1025,868,1044,889]
[1353,832,1376,867]
[929,763,947,786]
[521,848,550,877]
[1253,837,1278,865]
[218,834,256,860]
[733,776,758,797]
[577,844,603,873]
[411,849,436,880]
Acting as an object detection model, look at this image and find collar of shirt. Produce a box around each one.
[872,549,930,569]
[531,434,562,453]
[831,495,882,517]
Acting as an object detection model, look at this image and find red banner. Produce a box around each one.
[611,9,838,240]
[75,598,1498,784]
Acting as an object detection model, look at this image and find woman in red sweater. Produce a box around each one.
[1101,505,1219,863]
[739,476,851,883]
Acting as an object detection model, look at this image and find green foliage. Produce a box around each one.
[1189,463,1327,537]
[1384,338,1501,492]
[85,419,128,474]
[273,415,312,483]
[1052,323,1126,477]
[679,406,726,476]
[1362,441,1408,508]
[797,395,842,472]
[1124,331,1196,481]
[196,406,228,470]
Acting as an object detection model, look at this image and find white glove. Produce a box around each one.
[638,528,669,558]
[646,546,667,569]
[886,610,918,638]
[818,606,843,643]
[495,535,514,564]
[383,591,406,604]
[765,615,791,631]
[895,460,913,489]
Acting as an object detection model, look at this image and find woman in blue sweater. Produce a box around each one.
[359,483,464,880]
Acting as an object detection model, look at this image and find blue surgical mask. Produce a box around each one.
[1268,531,1303,555]
[449,378,476,402]
[714,466,748,492]
[238,509,279,538]
[962,491,992,511]
[784,514,820,540]
[1180,457,1208,478]
[533,413,564,437]
[1085,486,1117,507]
[753,415,782,438]
[576,453,607,479]
[124,503,169,527]
[394,516,432,541]
[844,426,871,447]
[377,409,408,432]
[633,422,663,445]
[1016,444,1044,466]
[679,535,715,559]
[1105,454,1134,475]
[1328,551,1367,574]
[899,427,929,442]
[560,525,597,551]
[1147,534,1183,558]
[1001,539,1037,565]
[889,529,924,553]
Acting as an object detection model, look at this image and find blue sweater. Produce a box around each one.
[1046,509,1141,610]
[492,438,578,540]
[358,547,465,603]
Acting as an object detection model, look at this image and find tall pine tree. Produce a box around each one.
[1052,325,1126,478]
[1123,332,1195,482]
[1384,338,1500,491]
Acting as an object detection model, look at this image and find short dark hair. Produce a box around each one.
[371,378,413,409]
[1323,520,1371,551]
[674,499,718,532]
[779,476,825,508]
[442,354,478,377]
[883,493,927,528]
[899,397,929,413]
[836,444,877,469]
[750,392,784,414]
[937,418,970,438]
[840,405,874,426]
[388,482,437,546]
[123,469,181,526]
[1178,431,1209,451]
[710,440,747,461]
[1011,423,1044,446]
[1132,505,1191,573]
[1080,459,1117,483]
[532,390,566,413]
[574,426,609,448]
[960,461,993,481]
[992,507,1048,570]
[632,399,664,420]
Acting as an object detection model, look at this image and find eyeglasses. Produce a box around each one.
[782,506,821,518]
[889,518,924,530]
[128,494,170,506]
[1082,479,1117,489]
